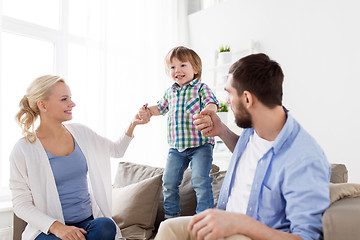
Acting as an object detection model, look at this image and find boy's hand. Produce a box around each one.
[138,104,151,122]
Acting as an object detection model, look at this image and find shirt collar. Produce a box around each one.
[271,107,295,154]
[171,78,200,89]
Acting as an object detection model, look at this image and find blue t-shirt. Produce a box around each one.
[46,139,92,223]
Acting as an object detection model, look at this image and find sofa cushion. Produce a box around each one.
[112,174,162,240]
[211,170,226,207]
[113,162,164,187]
[329,182,360,204]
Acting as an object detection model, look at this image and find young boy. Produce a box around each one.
[139,46,219,219]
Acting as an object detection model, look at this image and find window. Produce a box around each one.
[0,33,54,200]
[0,0,179,201]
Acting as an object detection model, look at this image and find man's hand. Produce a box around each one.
[193,109,223,137]
[50,221,87,240]
[188,209,249,240]
[188,209,303,240]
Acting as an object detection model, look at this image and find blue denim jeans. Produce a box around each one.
[162,143,214,217]
[35,215,116,240]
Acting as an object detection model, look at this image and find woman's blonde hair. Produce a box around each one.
[16,75,65,143]
[165,46,202,81]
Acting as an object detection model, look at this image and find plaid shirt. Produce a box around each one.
[157,79,219,149]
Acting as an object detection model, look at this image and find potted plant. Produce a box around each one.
[218,45,231,64]
[217,102,229,124]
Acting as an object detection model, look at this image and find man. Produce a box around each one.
[154,53,330,240]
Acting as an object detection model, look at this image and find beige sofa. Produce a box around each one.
[13,162,360,240]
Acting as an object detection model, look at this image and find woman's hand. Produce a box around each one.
[49,221,87,240]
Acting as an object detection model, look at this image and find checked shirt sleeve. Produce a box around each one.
[199,83,219,110]
[157,90,169,115]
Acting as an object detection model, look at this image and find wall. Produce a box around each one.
[188,0,360,183]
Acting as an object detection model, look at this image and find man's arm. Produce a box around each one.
[193,109,239,152]
[188,209,302,240]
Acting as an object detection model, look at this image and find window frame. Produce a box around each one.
[0,0,105,200]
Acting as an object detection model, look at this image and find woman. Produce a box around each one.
[10,75,147,240]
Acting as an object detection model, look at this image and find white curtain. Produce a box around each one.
[63,0,188,178]
[0,0,188,194]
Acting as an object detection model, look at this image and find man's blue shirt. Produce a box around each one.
[217,111,331,240]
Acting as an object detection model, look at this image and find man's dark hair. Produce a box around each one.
[229,53,284,108]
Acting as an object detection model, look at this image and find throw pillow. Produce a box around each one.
[329,182,360,204]
[113,162,164,188]
[112,174,162,240]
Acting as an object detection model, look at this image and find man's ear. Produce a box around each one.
[243,91,254,108]
[37,100,47,113]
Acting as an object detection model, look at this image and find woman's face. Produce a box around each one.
[42,82,76,123]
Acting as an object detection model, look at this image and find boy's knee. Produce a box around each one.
[191,176,212,188]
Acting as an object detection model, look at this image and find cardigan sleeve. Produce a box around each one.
[9,141,57,234]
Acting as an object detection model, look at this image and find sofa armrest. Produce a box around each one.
[323,196,360,240]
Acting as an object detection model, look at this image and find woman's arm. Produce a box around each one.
[125,111,151,137]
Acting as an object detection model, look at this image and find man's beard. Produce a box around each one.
[234,101,253,128]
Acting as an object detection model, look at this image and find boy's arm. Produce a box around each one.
[203,103,218,113]
[147,105,161,117]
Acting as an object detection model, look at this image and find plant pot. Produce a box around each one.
[218,52,232,64]
[217,112,228,124]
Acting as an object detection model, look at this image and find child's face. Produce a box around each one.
[169,57,197,87]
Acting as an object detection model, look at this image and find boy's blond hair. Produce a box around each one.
[165,46,202,81]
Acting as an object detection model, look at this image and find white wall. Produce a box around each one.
[188,0,360,183]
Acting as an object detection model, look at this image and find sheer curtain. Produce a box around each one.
[0,0,187,199]
[103,0,187,176]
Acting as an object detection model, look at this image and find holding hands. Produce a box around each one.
[132,104,151,126]
[193,109,223,137]
[138,103,151,123]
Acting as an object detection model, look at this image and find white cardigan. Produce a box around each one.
[9,123,133,240]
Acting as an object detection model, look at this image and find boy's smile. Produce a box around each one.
[170,57,197,87]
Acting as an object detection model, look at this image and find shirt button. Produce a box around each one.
[222,202,225,205]
[249,207,252,211]
[260,160,264,164]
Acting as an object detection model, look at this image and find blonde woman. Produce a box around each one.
[10,75,147,240]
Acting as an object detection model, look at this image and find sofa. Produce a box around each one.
[13,162,360,240]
